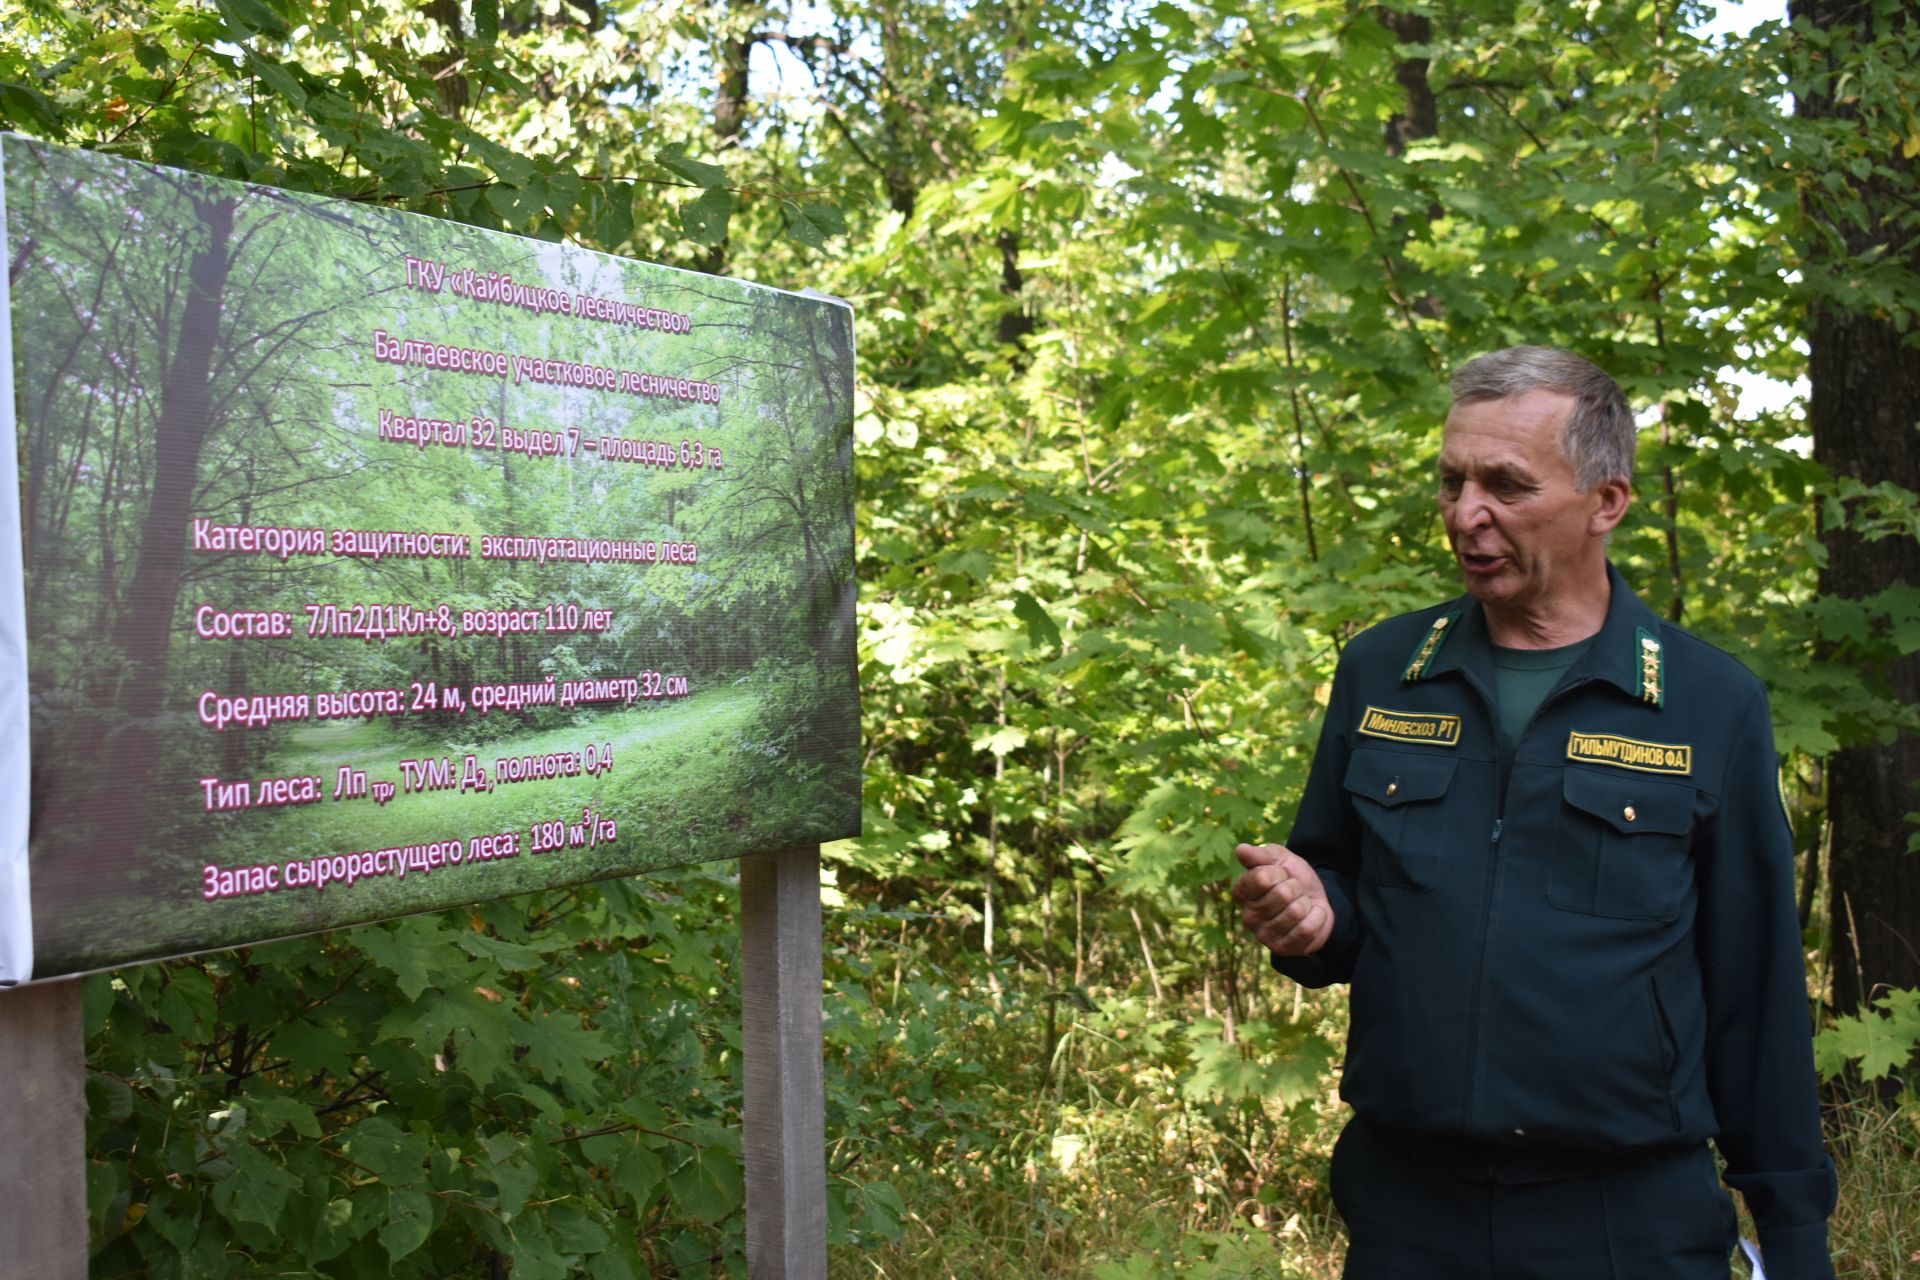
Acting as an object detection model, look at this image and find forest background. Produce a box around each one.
[2,0,1918,1275]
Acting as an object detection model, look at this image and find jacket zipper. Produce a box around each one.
[1462,816,1503,1131]
[1462,672,1596,1132]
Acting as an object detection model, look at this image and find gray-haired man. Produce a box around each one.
[1234,347,1836,1277]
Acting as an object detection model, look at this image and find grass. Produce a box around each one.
[1826,1091,1920,1279]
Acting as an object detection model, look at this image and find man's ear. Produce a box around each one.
[1589,475,1632,536]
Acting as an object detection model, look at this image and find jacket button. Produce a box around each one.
[1623,805,1637,823]
[1386,781,1399,797]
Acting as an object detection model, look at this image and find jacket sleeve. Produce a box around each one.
[1269,650,1366,989]
[1700,683,1837,1280]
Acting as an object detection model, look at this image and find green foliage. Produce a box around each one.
[1091,1232,1306,1280]
[84,873,755,1275]
[0,0,839,259]
[1816,988,1920,1083]
[814,920,1349,1275]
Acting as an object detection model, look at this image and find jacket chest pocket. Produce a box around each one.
[1549,769,1695,920]
[1343,750,1457,891]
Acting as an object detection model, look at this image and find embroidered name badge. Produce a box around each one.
[1359,706,1463,747]
[1566,731,1692,776]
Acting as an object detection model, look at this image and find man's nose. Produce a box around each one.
[1454,482,1496,529]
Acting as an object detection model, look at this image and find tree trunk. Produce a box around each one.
[1376,7,1437,158]
[1378,6,1442,320]
[422,0,470,117]
[995,230,1035,349]
[1793,0,1920,1012]
[700,26,756,275]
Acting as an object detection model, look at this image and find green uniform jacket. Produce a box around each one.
[1273,565,1837,1277]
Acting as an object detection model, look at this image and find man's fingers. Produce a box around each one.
[1232,861,1285,904]
[1266,846,1317,881]
[1278,900,1334,955]
[1232,847,1333,956]
[1240,875,1317,932]
[1234,842,1286,870]
[1237,866,1322,932]
[1258,899,1331,956]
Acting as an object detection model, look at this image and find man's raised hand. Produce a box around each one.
[1233,843,1334,957]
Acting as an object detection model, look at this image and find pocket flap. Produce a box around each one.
[1344,750,1457,808]
[1563,768,1693,835]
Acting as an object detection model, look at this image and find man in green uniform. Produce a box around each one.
[1234,347,1836,1278]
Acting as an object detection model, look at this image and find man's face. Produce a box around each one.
[1437,389,1616,614]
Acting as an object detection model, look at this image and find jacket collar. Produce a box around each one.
[1422,562,1664,705]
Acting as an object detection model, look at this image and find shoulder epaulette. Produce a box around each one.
[1402,611,1461,682]
[1635,627,1664,707]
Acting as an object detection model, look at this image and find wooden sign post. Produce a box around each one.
[742,845,829,1278]
[0,980,87,1279]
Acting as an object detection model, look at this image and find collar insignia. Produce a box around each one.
[1402,611,1461,683]
[1634,627,1664,707]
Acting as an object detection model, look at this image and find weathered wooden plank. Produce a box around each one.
[741,845,827,1280]
[0,978,87,1280]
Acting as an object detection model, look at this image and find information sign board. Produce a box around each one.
[0,136,859,983]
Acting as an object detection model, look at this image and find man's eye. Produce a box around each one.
[1439,475,1462,495]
